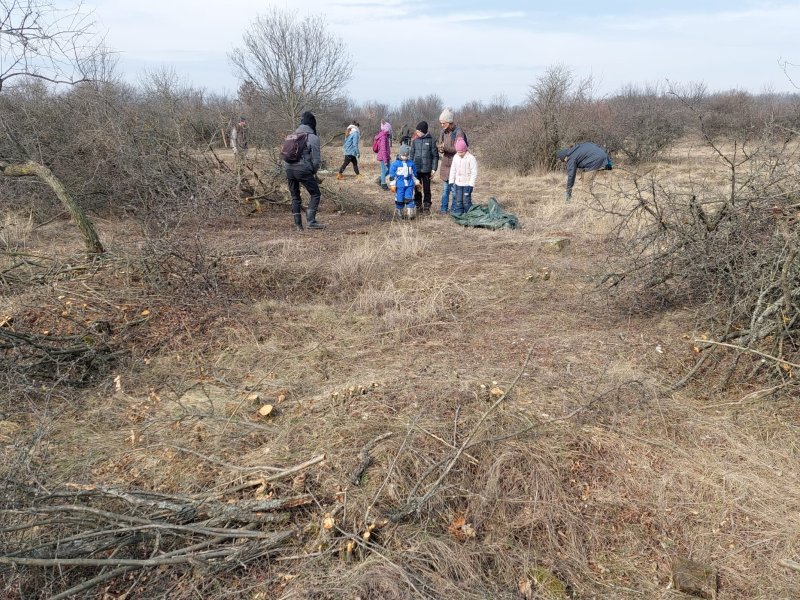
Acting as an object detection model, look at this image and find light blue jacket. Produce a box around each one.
[343,129,360,157]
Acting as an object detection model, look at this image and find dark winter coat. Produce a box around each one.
[559,142,610,193]
[285,123,321,174]
[409,132,439,174]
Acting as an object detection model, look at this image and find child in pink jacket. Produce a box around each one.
[372,120,392,190]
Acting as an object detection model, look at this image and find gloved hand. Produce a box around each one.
[565,190,572,202]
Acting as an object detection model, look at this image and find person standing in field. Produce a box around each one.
[400,123,412,146]
[284,111,325,231]
[388,144,419,218]
[436,107,467,214]
[448,138,477,216]
[557,141,612,201]
[337,121,361,179]
[231,116,249,184]
[373,120,392,190]
[409,121,439,214]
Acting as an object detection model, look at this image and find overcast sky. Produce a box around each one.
[84,0,799,106]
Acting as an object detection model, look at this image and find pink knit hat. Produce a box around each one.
[455,138,468,152]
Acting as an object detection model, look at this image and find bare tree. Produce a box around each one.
[229,8,353,131]
[529,64,594,171]
[0,0,105,92]
[1,0,107,252]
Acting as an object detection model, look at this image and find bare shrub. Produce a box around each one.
[481,65,595,175]
[605,84,685,164]
[596,111,800,386]
[0,77,236,224]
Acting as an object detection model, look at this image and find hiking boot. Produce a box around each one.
[381,184,389,191]
[336,173,345,180]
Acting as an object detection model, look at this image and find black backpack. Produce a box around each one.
[280,132,308,163]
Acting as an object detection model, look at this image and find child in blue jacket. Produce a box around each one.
[388,144,418,218]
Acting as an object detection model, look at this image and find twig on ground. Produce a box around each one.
[350,432,394,486]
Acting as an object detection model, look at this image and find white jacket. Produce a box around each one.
[448,152,478,187]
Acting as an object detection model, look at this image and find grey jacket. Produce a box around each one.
[561,142,609,192]
[409,133,439,174]
[285,123,321,173]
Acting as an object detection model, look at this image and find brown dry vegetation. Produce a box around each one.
[1,144,799,600]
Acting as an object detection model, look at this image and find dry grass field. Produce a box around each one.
[1,143,799,599]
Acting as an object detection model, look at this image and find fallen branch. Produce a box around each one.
[694,339,800,370]
[0,160,104,254]
[350,432,394,486]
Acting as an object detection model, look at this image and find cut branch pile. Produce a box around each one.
[1,476,317,598]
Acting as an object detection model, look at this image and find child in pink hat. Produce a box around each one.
[448,138,478,216]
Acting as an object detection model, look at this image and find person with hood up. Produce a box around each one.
[448,138,478,216]
[557,141,612,201]
[409,121,439,214]
[337,121,361,179]
[436,107,467,214]
[285,111,324,230]
[373,120,393,190]
[388,144,419,219]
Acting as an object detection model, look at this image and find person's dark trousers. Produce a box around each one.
[287,166,321,225]
[413,172,432,211]
[339,155,359,175]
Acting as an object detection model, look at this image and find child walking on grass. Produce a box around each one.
[448,138,477,216]
[388,144,419,219]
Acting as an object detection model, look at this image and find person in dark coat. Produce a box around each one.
[557,142,612,201]
[408,121,439,213]
[400,124,412,146]
[285,111,324,230]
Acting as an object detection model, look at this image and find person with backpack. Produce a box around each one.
[373,120,392,190]
[283,111,324,230]
[557,141,612,201]
[337,121,361,179]
[388,144,419,219]
[409,121,439,214]
[436,107,467,214]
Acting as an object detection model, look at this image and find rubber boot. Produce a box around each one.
[292,213,303,231]
[306,209,325,229]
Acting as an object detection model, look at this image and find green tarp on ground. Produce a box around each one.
[450,197,518,230]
